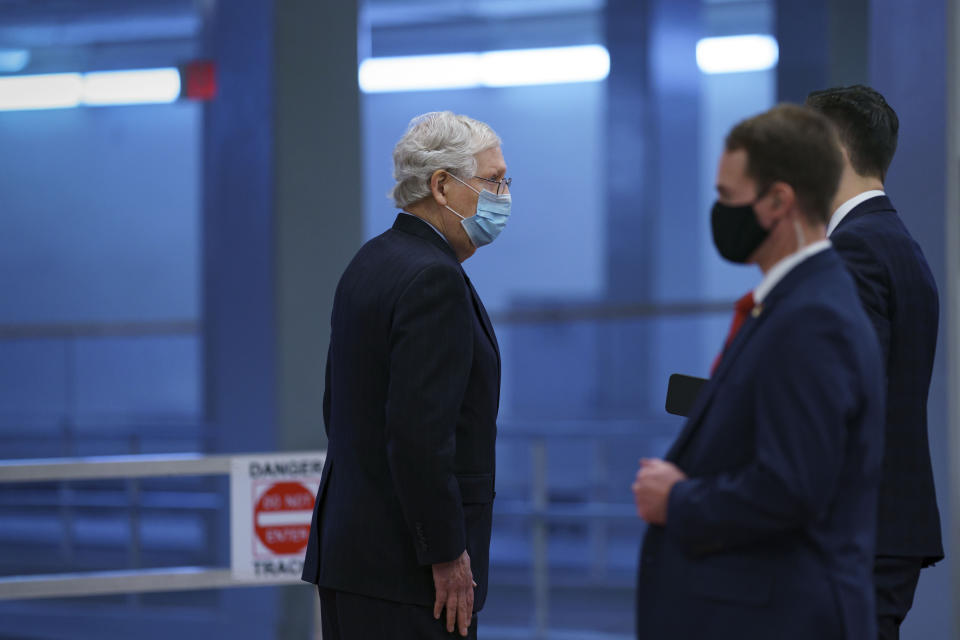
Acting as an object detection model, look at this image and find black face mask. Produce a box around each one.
[710,198,770,264]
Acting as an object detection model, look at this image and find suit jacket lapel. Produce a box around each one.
[666,309,767,462]
[666,250,836,462]
[391,212,501,376]
[393,213,500,382]
[463,275,501,374]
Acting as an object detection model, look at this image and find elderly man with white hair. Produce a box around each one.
[302,111,510,639]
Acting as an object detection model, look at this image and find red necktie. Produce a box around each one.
[711,291,755,375]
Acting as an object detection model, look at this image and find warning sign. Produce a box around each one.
[230,452,326,583]
[254,481,314,555]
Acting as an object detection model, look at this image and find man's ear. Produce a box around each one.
[838,142,852,166]
[430,170,448,206]
[768,181,795,213]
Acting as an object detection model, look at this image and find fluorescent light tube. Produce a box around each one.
[0,67,182,112]
[0,73,82,111]
[481,45,610,87]
[82,68,181,106]
[359,53,482,93]
[359,45,610,93]
[696,35,779,74]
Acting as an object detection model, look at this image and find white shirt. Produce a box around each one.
[400,211,449,244]
[753,240,832,304]
[827,190,885,237]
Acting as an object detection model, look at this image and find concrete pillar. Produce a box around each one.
[202,0,361,636]
[604,0,655,304]
[275,0,362,457]
[776,0,870,102]
[777,1,955,635]
[601,0,701,415]
[948,0,960,635]
[867,1,953,638]
[201,1,279,635]
[274,3,362,638]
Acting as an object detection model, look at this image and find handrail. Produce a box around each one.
[0,453,233,483]
[0,298,736,342]
[0,446,637,639]
[489,299,734,324]
[0,319,198,340]
[0,567,288,600]
[0,452,320,601]
[497,417,680,437]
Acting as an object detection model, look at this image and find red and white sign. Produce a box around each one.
[230,452,326,583]
[253,481,314,556]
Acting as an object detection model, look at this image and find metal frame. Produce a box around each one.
[0,436,648,640]
[0,453,231,483]
[0,453,294,601]
[947,0,960,630]
[0,320,197,340]
[495,421,676,638]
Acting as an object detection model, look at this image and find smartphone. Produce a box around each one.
[665,373,708,417]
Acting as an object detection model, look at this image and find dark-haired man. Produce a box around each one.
[807,85,942,640]
[632,104,885,639]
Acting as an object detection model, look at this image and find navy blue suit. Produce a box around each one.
[636,249,885,640]
[831,195,941,638]
[830,195,942,564]
[301,214,500,616]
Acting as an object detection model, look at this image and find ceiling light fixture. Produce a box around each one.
[359,45,610,93]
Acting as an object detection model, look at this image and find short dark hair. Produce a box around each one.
[725,104,843,225]
[805,84,899,182]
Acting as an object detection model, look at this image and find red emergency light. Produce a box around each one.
[181,60,217,101]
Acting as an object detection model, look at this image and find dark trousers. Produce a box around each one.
[875,556,923,640]
[318,588,478,640]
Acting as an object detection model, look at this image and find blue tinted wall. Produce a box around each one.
[0,106,200,325]
[0,103,202,452]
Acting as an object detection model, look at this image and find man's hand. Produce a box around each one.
[432,550,475,637]
[632,458,687,525]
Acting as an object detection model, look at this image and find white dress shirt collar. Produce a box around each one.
[827,190,886,237]
[754,240,832,304]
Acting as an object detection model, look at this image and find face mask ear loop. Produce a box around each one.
[447,172,481,196]
[445,205,466,220]
[757,185,802,250]
[792,217,805,251]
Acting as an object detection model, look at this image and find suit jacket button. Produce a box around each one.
[415,523,428,549]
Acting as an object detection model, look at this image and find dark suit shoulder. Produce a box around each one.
[833,208,938,300]
[338,226,462,300]
[835,203,930,263]
[834,212,910,250]
[362,226,457,270]
[765,253,875,342]
[764,289,865,350]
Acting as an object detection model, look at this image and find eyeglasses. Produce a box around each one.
[473,175,512,195]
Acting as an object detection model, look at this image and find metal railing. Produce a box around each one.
[0,427,658,639]
[0,305,710,637]
[495,419,677,637]
[0,320,198,340]
[0,453,298,600]
[0,296,735,344]
[489,299,735,324]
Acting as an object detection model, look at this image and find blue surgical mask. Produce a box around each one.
[445,174,512,248]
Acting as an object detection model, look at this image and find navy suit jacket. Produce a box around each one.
[636,249,885,640]
[301,214,500,611]
[831,195,943,563]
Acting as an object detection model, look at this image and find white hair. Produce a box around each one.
[391,111,501,208]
